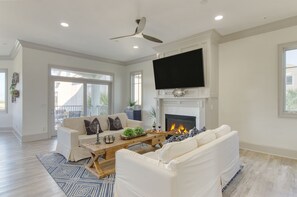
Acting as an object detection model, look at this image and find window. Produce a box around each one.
[131,71,142,106]
[286,75,293,85]
[50,66,113,131]
[51,67,113,81]
[0,69,7,112]
[279,43,297,117]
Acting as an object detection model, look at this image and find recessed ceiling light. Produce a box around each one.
[133,45,139,49]
[214,15,223,21]
[60,22,69,27]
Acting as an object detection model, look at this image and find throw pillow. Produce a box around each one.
[189,126,206,137]
[108,116,123,130]
[158,137,197,164]
[165,127,206,143]
[84,118,103,135]
[213,125,231,138]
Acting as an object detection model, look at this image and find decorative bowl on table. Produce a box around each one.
[103,135,115,144]
[120,127,147,140]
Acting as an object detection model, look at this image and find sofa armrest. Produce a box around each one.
[115,149,176,197]
[126,119,143,128]
[57,127,80,148]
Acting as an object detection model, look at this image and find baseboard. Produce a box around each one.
[240,141,297,160]
[11,128,50,142]
[12,129,22,142]
[0,127,13,132]
[21,132,49,142]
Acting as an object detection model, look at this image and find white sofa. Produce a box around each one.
[56,113,142,161]
[114,125,240,197]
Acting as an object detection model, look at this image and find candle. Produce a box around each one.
[96,124,99,134]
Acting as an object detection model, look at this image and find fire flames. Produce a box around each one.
[169,123,189,134]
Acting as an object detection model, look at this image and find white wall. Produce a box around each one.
[219,25,297,156]
[12,48,23,136]
[21,47,127,139]
[0,60,13,129]
[126,60,156,128]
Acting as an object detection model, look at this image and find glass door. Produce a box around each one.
[49,67,113,137]
[87,83,110,116]
[53,81,84,130]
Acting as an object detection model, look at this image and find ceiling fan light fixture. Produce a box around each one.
[60,22,69,27]
[214,15,223,21]
[110,17,163,43]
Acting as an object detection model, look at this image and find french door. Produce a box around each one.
[49,76,112,136]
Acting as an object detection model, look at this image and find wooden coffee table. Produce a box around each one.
[81,133,165,178]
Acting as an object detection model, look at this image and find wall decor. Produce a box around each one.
[12,72,19,84]
[10,72,20,103]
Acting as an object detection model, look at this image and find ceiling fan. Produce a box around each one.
[110,17,163,43]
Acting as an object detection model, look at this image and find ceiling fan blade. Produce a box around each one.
[142,34,163,43]
[135,17,146,34]
[110,34,135,40]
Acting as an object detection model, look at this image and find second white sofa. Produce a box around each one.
[114,125,240,197]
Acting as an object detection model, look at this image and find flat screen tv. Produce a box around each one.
[153,48,205,89]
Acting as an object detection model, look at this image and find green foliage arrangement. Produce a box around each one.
[123,128,136,137]
[134,127,144,135]
[123,127,145,137]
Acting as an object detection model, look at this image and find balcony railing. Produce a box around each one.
[54,105,108,129]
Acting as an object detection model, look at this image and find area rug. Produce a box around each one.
[36,153,114,197]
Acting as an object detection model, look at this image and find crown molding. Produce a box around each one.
[154,30,221,53]
[220,15,297,43]
[123,54,157,65]
[0,40,22,60]
[2,15,297,64]
[17,40,126,66]
[0,55,12,60]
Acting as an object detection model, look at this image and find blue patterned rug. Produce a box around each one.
[36,153,114,197]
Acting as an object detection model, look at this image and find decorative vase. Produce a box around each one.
[172,89,187,97]
[95,124,100,144]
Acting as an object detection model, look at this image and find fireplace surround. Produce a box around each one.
[165,114,196,133]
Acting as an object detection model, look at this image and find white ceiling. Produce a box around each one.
[1,0,297,62]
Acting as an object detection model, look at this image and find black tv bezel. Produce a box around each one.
[153,48,205,90]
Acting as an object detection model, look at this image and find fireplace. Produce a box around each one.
[165,114,196,134]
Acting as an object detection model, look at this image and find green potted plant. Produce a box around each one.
[127,100,137,109]
[148,107,157,130]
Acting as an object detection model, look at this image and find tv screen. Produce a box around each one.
[153,48,205,89]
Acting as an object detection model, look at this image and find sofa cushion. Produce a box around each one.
[195,130,216,146]
[158,137,197,164]
[143,149,161,161]
[63,117,90,135]
[213,125,231,138]
[108,116,123,130]
[78,129,124,146]
[84,118,103,135]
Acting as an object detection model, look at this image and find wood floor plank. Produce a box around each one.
[0,131,297,197]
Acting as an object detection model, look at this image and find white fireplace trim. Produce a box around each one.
[156,97,206,131]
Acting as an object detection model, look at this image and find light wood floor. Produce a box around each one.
[0,131,297,197]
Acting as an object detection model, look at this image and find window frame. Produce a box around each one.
[0,69,8,113]
[130,71,143,106]
[278,41,297,118]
